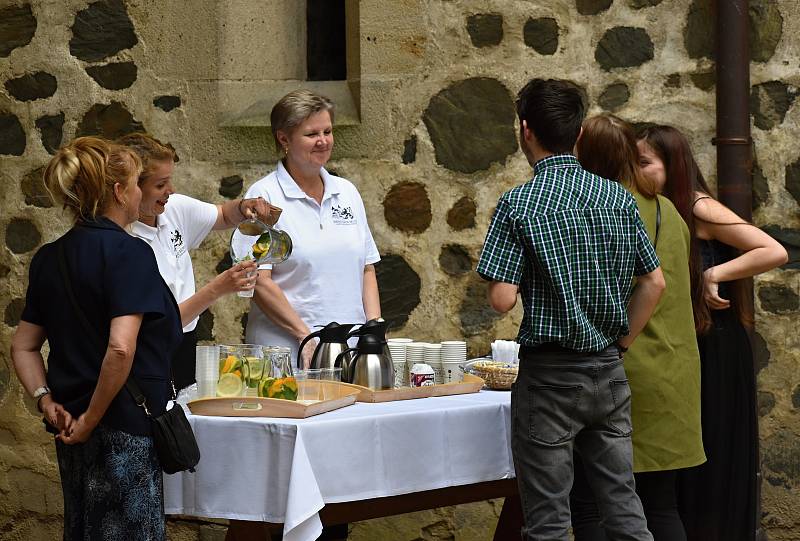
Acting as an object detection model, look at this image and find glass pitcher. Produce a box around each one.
[230,219,293,298]
[217,344,264,397]
[259,346,298,400]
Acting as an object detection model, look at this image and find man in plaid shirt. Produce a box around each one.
[478,79,665,540]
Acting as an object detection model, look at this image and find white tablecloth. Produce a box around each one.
[164,390,514,541]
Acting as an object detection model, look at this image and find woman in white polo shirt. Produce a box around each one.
[244,90,382,368]
[120,134,273,390]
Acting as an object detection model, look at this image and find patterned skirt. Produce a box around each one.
[55,424,165,541]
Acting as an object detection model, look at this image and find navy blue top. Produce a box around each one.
[21,217,183,436]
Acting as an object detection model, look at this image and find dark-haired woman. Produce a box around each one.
[638,125,787,541]
[569,114,705,541]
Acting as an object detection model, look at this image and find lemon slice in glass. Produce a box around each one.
[217,373,243,397]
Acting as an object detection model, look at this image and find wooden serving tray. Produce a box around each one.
[187,381,360,418]
[338,373,485,403]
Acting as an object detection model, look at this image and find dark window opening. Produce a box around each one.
[306,0,347,81]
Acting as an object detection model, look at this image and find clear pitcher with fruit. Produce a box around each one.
[230,219,293,298]
[259,346,298,401]
[217,344,264,397]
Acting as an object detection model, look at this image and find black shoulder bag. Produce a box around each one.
[57,240,200,474]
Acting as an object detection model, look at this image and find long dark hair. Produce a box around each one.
[577,114,657,198]
[638,125,751,333]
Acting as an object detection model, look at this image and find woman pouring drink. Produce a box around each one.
[243,89,382,368]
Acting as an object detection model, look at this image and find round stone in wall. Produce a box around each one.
[784,158,800,207]
[446,196,476,231]
[761,430,800,489]
[595,27,654,70]
[0,112,26,156]
[439,244,473,276]
[752,160,768,209]
[758,391,775,417]
[750,81,798,131]
[758,284,799,314]
[21,166,52,208]
[0,4,37,58]
[750,0,783,63]
[216,251,233,274]
[0,357,9,404]
[466,13,503,48]
[5,218,41,254]
[4,298,26,327]
[4,71,57,101]
[690,71,715,91]
[576,0,612,16]
[76,101,144,140]
[196,310,214,342]
[35,112,64,155]
[598,83,630,111]
[153,95,181,112]
[219,175,244,199]
[69,0,138,62]
[85,61,137,90]
[751,330,771,373]
[401,134,417,164]
[422,78,517,174]
[523,17,559,56]
[459,276,502,336]
[383,181,432,233]
[684,0,713,60]
[628,0,664,7]
[375,253,421,329]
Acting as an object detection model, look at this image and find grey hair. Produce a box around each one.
[270,90,335,152]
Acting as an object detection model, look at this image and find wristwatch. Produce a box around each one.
[33,386,50,411]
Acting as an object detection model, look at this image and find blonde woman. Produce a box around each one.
[11,137,183,539]
[119,133,271,390]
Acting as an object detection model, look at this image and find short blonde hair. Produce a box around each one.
[270,90,335,151]
[117,132,177,183]
[44,136,142,222]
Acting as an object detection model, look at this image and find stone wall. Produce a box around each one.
[1,0,798,539]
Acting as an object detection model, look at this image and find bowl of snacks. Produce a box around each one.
[463,358,518,390]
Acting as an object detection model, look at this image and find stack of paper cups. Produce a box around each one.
[387,338,412,386]
[196,345,219,398]
[423,343,443,384]
[441,341,467,383]
[406,342,426,383]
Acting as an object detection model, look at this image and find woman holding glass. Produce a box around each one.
[243,90,382,368]
[120,133,273,390]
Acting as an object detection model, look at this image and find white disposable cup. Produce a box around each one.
[442,362,464,383]
[195,346,219,397]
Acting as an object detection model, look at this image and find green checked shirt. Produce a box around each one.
[477,154,660,352]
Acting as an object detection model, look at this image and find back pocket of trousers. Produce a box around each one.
[608,379,632,436]
[528,384,582,444]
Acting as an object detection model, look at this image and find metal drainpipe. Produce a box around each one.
[714,1,762,539]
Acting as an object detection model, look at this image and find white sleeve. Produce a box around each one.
[169,194,218,250]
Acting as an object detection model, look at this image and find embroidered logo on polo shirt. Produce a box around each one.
[170,229,187,258]
[331,204,356,225]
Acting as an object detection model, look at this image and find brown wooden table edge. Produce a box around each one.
[225,478,518,540]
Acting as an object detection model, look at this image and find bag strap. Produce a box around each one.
[654,196,662,249]
[56,239,168,418]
